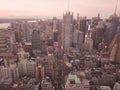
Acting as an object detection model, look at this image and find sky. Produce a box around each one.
[0,0,119,19]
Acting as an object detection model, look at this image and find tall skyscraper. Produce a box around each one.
[21,22,30,42]
[83,25,93,51]
[94,21,105,49]
[73,29,84,50]
[109,15,119,43]
[53,17,59,32]
[77,16,88,42]
[108,0,119,43]
[109,26,120,63]
[62,12,73,53]
[32,30,42,56]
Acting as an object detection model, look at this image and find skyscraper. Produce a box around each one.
[94,21,105,49]
[21,22,30,42]
[77,16,88,42]
[109,15,119,43]
[109,26,120,63]
[73,29,84,50]
[32,30,42,56]
[62,12,73,53]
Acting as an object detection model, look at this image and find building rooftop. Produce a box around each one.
[97,86,111,90]
[68,73,81,84]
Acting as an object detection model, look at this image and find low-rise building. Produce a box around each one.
[41,78,54,90]
[65,73,89,90]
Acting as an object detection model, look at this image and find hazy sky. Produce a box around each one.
[0,0,119,18]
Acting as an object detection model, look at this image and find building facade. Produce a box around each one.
[62,12,73,53]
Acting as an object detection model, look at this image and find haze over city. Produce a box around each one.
[0,0,120,18]
[1,0,120,90]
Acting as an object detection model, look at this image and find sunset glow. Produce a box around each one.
[0,0,119,18]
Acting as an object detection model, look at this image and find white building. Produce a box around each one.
[65,73,89,90]
[84,37,93,51]
[17,48,29,60]
[113,82,120,90]
[18,59,37,78]
[97,86,111,90]
[0,66,11,80]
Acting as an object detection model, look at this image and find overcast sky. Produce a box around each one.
[0,0,119,18]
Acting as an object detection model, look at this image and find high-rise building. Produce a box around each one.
[77,16,88,42]
[21,22,30,42]
[17,47,29,60]
[0,29,10,54]
[73,29,84,50]
[83,25,93,51]
[94,21,105,49]
[10,64,19,82]
[0,64,19,82]
[18,59,37,78]
[109,26,120,63]
[53,17,59,32]
[62,12,73,53]
[113,82,120,90]
[18,60,28,77]
[26,60,37,78]
[32,30,42,56]
[0,66,11,80]
[109,15,119,43]
[84,35,93,51]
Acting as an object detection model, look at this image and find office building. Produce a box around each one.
[18,59,37,78]
[62,12,73,53]
[17,47,29,60]
[21,22,30,42]
[77,16,88,41]
[32,30,42,56]
[73,29,84,50]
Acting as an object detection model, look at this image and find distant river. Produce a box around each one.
[0,23,10,29]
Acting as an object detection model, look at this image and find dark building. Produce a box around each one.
[109,15,119,43]
[53,31,58,42]
[32,30,42,56]
[77,16,88,42]
[109,26,120,63]
[94,22,105,49]
[21,22,30,42]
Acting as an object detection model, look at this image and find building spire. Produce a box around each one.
[98,13,100,19]
[114,0,118,15]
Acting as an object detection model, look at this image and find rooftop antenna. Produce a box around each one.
[114,0,118,15]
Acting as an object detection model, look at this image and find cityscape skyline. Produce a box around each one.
[0,0,120,19]
[0,1,120,90]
